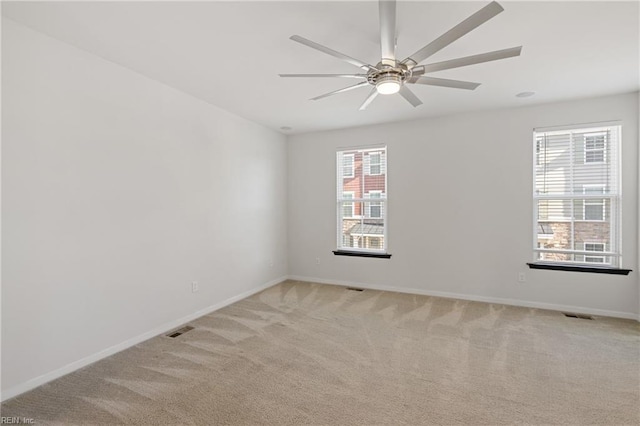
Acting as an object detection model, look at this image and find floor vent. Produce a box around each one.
[563,312,593,320]
[346,287,365,292]
[167,325,194,338]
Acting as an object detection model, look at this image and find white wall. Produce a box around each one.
[1,19,288,398]
[288,92,639,319]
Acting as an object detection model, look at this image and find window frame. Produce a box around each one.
[532,123,621,268]
[336,146,388,255]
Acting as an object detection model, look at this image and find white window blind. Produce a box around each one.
[533,124,621,266]
[337,147,387,252]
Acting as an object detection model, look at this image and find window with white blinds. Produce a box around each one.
[337,147,387,252]
[534,124,621,266]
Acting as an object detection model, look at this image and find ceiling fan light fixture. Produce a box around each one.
[375,74,402,95]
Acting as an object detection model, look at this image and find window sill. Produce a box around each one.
[527,262,631,275]
[333,250,392,259]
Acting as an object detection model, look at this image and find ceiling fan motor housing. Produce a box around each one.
[375,71,404,86]
[368,62,410,94]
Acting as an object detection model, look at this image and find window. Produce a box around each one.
[584,132,606,163]
[342,192,355,218]
[366,191,383,218]
[534,124,620,267]
[337,147,387,253]
[584,243,605,263]
[535,136,543,166]
[582,185,605,221]
[343,154,354,178]
[369,237,382,249]
[367,152,382,175]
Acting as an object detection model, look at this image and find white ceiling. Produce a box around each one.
[3,1,639,134]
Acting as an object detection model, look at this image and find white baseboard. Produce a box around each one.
[287,275,639,321]
[1,276,286,402]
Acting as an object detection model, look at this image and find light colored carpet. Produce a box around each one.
[2,280,639,425]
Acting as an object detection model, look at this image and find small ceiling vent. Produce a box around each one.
[167,325,194,338]
[563,313,593,320]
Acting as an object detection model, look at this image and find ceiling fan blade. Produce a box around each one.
[379,0,397,61]
[409,76,481,90]
[290,35,376,71]
[398,86,423,107]
[280,74,367,78]
[414,46,522,74]
[311,81,370,101]
[359,89,379,111]
[401,1,504,67]
[409,67,427,78]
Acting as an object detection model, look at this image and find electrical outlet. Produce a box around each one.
[191,281,199,293]
[517,272,526,283]
[316,257,320,265]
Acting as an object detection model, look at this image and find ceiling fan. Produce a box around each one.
[280,0,522,110]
